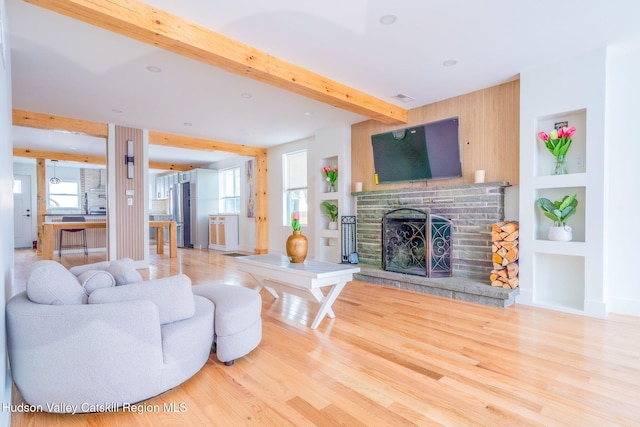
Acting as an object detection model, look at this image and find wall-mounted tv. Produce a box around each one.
[371,117,462,184]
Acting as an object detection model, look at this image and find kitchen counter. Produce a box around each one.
[40,221,177,260]
[45,214,107,218]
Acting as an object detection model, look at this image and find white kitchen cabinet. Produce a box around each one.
[209,215,239,251]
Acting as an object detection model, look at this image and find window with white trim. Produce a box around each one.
[219,167,240,213]
[48,181,80,209]
[283,150,307,227]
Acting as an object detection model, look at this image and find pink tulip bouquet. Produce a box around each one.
[537,126,576,158]
[322,166,338,185]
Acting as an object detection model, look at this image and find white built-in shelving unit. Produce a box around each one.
[519,48,608,318]
[529,109,588,312]
[318,155,341,262]
[309,125,353,263]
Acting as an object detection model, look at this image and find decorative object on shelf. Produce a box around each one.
[321,201,338,230]
[286,212,307,263]
[537,125,576,175]
[548,225,573,242]
[552,154,568,175]
[322,166,338,192]
[536,193,578,241]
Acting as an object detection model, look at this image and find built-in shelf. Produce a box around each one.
[534,186,586,243]
[535,109,587,177]
[533,253,585,311]
[521,105,605,317]
[317,155,341,263]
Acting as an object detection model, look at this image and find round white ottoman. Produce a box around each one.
[192,284,262,365]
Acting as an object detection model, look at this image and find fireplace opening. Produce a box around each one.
[382,208,452,277]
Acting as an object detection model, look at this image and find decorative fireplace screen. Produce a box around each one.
[382,208,452,277]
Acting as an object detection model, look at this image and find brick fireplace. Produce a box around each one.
[353,182,519,307]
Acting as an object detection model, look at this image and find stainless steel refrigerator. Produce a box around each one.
[170,181,194,248]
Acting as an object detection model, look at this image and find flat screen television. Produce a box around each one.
[371,117,462,184]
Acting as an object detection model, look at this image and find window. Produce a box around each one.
[219,167,240,213]
[283,150,307,227]
[48,181,80,209]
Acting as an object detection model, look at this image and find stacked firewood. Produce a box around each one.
[490,221,519,289]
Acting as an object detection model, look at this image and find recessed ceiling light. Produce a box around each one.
[240,93,253,99]
[69,146,77,150]
[183,122,193,127]
[111,108,123,113]
[443,59,458,67]
[379,14,398,25]
[303,112,311,116]
[146,65,162,73]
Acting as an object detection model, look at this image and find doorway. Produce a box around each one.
[13,174,33,248]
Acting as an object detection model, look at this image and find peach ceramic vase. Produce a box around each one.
[286,231,308,263]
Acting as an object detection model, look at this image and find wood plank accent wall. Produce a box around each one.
[351,80,520,191]
[113,126,145,260]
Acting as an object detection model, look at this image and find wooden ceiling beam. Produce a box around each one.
[13,147,195,171]
[13,147,106,165]
[25,0,408,125]
[13,109,265,167]
[13,109,109,137]
[149,131,267,157]
[148,162,194,172]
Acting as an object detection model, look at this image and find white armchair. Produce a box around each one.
[6,260,214,413]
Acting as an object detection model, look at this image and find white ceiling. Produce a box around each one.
[7,0,640,169]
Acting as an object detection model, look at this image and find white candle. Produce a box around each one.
[354,182,363,192]
[474,170,485,183]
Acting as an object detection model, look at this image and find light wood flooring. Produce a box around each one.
[9,247,640,426]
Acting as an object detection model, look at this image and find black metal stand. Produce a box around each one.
[341,215,357,264]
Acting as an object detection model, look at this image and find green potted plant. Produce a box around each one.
[321,201,338,229]
[535,193,578,241]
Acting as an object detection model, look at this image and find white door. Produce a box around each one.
[13,174,33,248]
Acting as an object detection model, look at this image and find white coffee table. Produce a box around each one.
[236,254,360,329]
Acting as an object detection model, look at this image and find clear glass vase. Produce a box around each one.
[327,182,337,193]
[552,154,568,175]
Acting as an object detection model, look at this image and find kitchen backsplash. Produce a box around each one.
[150,199,170,214]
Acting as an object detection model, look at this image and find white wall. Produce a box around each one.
[267,137,311,257]
[605,40,640,315]
[266,123,352,261]
[1,0,14,422]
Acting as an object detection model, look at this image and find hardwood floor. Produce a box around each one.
[9,248,640,426]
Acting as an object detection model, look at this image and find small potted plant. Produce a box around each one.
[535,193,578,241]
[321,201,338,229]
